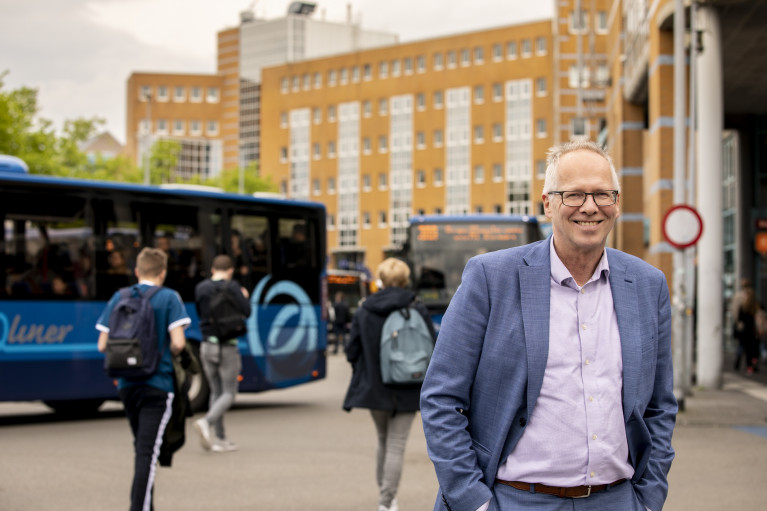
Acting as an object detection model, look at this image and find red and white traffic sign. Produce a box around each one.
[662,204,703,249]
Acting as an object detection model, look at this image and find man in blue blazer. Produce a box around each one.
[421,141,676,511]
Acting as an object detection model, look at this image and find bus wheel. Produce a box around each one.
[44,399,104,416]
[187,342,210,413]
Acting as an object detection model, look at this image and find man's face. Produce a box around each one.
[542,150,620,261]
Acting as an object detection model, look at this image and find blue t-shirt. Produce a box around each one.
[96,283,191,393]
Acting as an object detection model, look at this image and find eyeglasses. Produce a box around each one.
[548,190,618,207]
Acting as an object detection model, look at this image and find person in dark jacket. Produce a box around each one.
[343,258,437,511]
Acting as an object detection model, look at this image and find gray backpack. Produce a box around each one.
[379,305,434,386]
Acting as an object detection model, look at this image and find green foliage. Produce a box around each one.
[210,161,278,195]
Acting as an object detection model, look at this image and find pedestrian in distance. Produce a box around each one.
[420,140,677,511]
[332,290,351,354]
[96,247,190,511]
[193,254,251,452]
[732,279,759,374]
[343,258,437,511]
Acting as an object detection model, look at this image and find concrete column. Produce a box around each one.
[695,5,723,389]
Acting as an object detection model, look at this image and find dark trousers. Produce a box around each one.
[119,386,174,511]
[333,324,347,353]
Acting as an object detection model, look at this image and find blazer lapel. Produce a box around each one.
[520,241,551,418]
[608,251,641,422]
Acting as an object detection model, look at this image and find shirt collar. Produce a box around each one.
[549,236,610,288]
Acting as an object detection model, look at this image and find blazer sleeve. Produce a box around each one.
[633,272,677,511]
[421,257,494,511]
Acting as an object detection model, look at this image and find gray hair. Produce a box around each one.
[542,140,620,194]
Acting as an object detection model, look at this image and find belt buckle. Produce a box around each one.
[572,485,591,498]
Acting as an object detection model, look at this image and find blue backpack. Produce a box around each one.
[104,285,163,380]
[380,304,434,386]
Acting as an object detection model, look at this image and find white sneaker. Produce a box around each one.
[390,498,398,511]
[194,418,212,450]
[211,439,238,452]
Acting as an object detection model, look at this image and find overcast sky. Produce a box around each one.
[1,0,553,145]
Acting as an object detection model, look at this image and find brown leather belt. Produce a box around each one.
[495,478,626,498]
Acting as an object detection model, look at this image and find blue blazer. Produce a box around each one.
[421,239,677,511]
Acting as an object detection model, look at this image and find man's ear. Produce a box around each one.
[542,193,553,219]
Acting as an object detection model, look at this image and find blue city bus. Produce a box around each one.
[0,167,328,414]
[402,214,542,329]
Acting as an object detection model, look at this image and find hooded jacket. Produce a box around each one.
[342,285,436,414]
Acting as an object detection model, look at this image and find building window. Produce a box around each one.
[379,135,388,152]
[416,169,426,187]
[433,129,443,147]
[475,205,483,214]
[536,77,547,96]
[417,55,426,73]
[434,90,444,109]
[404,57,413,75]
[492,43,502,61]
[156,119,167,134]
[507,41,517,59]
[378,211,387,227]
[280,147,287,163]
[536,118,547,137]
[493,83,503,102]
[207,86,218,101]
[280,180,287,194]
[292,76,300,91]
[447,50,457,68]
[328,105,337,122]
[597,11,608,33]
[303,73,311,89]
[535,37,547,56]
[474,46,484,64]
[569,65,590,88]
[492,123,503,142]
[363,137,371,154]
[313,107,321,124]
[174,86,185,102]
[521,39,532,57]
[391,59,401,77]
[596,63,610,86]
[352,66,360,82]
[314,72,322,88]
[434,207,442,215]
[207,120,218,135]
[313,142,321,159]
[461,48,470,66]
[474,125,485,143]
[433,168,443,186]
[190,120,201,136]
[378,172,387,190]
[379,61,388,78]
[536,159,546,179]
[363,174,371,191]
[156,85,168,101]
[493,163,503,182]
[363,100,372,117]
[474,165,485,183]
[572,117,589,138]
[327,177,336,194]
[570,10,588,33]
[328,141,336,157]
[416,93,426,111]
[280,112,288,128]
[173,119,185,135]
[474,85,484,104]
[281,78,289,93]
[140,85,152,100]
[363,212,371,229]
[328,69,337,86]
[434,52,444,70]
[327,214,335,230]
[416,131,426,149]
[379,98,388,116]
[313,178,321,196]
[494,204,503,214]
[339,68,348,85]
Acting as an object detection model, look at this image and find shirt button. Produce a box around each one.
[589,396,594,402]
[581,288,586,294]
[582,323,587,330]
[590,471,595,478]
[585,359,590,365]
[592,434,598,440]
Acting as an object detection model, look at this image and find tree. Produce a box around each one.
[212,161,278,195]
[147,139,182,184]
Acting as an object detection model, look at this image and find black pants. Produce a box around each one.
[119,386,174,511]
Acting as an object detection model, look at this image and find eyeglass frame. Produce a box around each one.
[548,190,619,207]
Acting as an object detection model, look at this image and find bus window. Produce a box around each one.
[94,200,139,300]
[279,218,314,270]
[231,213,271,292]
[1,193,90,300]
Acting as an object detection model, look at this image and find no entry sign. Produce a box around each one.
[662,205,703,249]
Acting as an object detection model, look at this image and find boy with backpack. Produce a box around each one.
[193,254,251,452]
[96,247,190,511]
[342,258,436,511]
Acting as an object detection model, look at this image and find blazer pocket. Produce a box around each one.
[472,438,491,468]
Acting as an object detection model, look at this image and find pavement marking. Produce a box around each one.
[734,426,767,440]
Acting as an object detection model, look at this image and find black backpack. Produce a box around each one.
[104,285,163,380]
[209,281,247,341]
